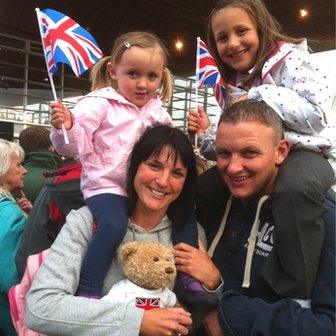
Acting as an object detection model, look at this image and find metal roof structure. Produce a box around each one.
[0,0,334,76]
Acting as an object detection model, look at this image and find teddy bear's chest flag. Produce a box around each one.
[135,297,160,310]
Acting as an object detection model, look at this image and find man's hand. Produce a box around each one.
[140,307,192,335]
[187,107,211,135]
[50,99,72,130]
[174,240,221,290]
[203,310,223,336]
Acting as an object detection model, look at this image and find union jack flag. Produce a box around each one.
[36,8,103,77]
[196,38,226,108]
[135,297,160,310]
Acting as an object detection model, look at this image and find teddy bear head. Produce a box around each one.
[118,241,177,290]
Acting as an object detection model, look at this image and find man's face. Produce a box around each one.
[216,120,289,201]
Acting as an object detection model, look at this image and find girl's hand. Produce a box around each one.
[16,190,32,214]
[203,310,223,336]
[140,307,192,335]
[50,99,72,130]
[174,240,221,290]
[187,107,211,135]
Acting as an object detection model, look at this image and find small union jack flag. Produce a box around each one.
[196,38,225,88]
[214,82,226,110]
[36,8,103,77]
[196,38,226,108]
[135,297,160,310]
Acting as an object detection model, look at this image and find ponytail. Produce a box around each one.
[90,56,115,91]
[159,67,174,104]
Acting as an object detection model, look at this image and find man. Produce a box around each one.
[190,100,335,335]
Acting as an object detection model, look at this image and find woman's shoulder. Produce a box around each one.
[0,196,20,214]
[0,198,26,232]
[60,206,94,239]
[66,206,93,226]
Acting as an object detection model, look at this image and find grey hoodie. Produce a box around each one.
[26,206,205,336]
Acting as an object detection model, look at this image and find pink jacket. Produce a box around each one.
[51,87,172,199]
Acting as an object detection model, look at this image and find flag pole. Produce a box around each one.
[35,7,69,144]
[194,36,201,149]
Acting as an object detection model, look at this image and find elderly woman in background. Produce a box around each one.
[0,138,30,336]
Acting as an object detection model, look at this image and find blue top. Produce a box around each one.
[0,194,27,336]
[206,193,335,336]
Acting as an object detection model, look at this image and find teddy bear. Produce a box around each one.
[101,241,177,310]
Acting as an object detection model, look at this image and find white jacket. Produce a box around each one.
[200,40,335,164]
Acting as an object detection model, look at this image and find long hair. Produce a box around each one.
[127,125,197,231]
[207,0,304,87]
[90,31,173,104]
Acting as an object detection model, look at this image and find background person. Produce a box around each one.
[0,139,28,336]
[26,125,218,336]
[177,100,335,336]
[15,159,84,279]
[19,125,62,204]
[188,0,335,300]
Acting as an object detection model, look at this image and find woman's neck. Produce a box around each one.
[130,206,166,231]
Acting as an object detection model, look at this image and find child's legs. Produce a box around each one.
[262,150,334,298]
[80,193,128,294]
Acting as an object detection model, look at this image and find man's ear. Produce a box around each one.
[275,139,290,165]
[107,62,117,80]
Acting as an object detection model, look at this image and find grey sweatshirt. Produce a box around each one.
[26,206,206,336]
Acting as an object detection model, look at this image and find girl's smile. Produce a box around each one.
[211,6,260,73]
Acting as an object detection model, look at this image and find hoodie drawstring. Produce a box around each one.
[207,194,269,289]
[208,196,233,258]
[242,195,269,288]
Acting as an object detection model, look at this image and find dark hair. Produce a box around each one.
[127,124,197,231]
[219,99,284,142]
[207,0,304,87]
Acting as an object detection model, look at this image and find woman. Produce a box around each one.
[26,125,220,336]
[0,139,30,336]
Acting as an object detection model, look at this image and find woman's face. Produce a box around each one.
[133,146,187,218]
[1,154,26,192]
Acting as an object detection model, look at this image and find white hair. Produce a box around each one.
[0,139,25,178]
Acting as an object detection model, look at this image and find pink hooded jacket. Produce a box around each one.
[51,87,172,199]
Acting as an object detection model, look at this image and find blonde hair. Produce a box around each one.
[0,139,25,179]
[207,0,304,87]
[90,31,173,104]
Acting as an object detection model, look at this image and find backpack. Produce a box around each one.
[9,214,97,336]
[16,163,84,279]
[9,249,50,336]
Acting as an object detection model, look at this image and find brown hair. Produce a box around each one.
[90,31,173,103]
[218,99,284,142]
[207,0,304,87]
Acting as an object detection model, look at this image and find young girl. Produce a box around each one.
[188,0,335,299]
[50,31,200,298]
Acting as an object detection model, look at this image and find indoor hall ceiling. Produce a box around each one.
[0,0,335,77]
